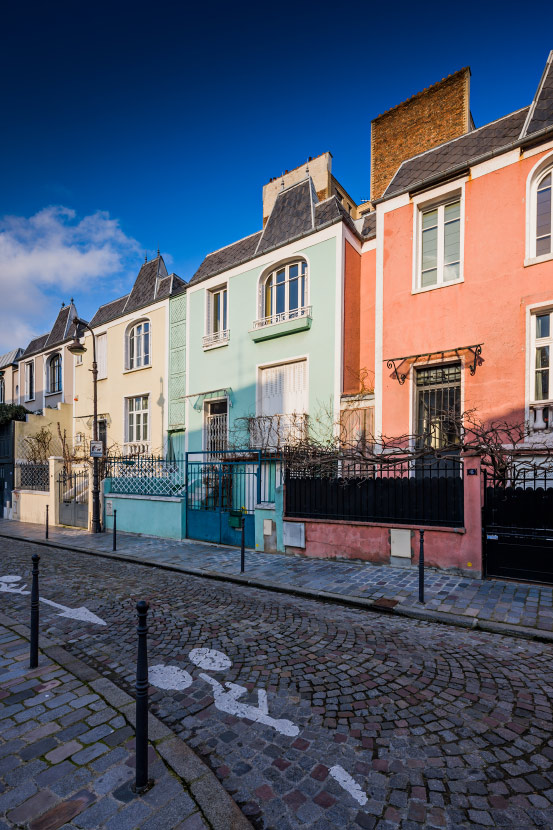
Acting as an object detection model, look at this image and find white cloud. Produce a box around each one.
[0,206,141,353]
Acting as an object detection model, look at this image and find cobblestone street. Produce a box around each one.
[1,539,553,829]
[3,520,553,639]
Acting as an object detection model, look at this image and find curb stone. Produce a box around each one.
[2,530,553,645]
[0,609,253,830]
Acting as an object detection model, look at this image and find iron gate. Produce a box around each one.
[186,454,261,547]
[483,469,553,584]
[58,470,89,528]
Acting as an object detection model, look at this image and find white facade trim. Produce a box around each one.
[375,193,410,444]
[525,149,553,261]
[470,149,520,180]
[334,223,345,430]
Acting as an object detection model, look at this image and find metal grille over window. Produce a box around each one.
[415,363,461,450]
[17,463,49,491]
[205,400,227,456]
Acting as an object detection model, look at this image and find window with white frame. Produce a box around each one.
[532,311,553,402]
[126,320,150,370]
[204,286,229,347]
[536,170,552,257]
[418,199,461,289]
[259,261,309,326]
[48,353,62,393]
[0,376,4,404]
[96,333,107,379]
[126,395,149,443]
[24,361,34,401]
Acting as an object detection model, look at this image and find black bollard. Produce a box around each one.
[45,504,49,540]
[240,515,245,574]
[30,554,40,668]
[418,529,425,605]
[112,509,117,552]
[132,600,152,794]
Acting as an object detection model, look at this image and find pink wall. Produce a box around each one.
[286,454,483,576]
[344,243,376,394]
[379,149,553,437]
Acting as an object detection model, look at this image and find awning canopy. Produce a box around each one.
[384,344,483,385]
[178,388,233,410]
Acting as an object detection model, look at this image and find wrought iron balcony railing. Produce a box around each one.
[252,306,312,330]
[202,330,230,349]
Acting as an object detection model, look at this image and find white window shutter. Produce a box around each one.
[206,291,212,335]
[96,334,107,379]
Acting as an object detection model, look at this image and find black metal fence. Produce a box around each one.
[17,463,49,492]
[483,467,553,530]
[285,455,464,527]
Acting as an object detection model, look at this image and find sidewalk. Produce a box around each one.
[0,615,251,830]
[1,519,553,643]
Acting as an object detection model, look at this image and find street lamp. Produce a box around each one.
[67,319,101,533]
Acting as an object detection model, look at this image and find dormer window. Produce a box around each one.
[48,353,62,394]
[126,320,150,370]
[262,261,308,325]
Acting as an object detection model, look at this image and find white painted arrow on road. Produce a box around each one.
[0,575,107,626]
[39,597,107,626]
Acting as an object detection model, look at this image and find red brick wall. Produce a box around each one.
[371,68,471,200]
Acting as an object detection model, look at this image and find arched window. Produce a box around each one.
[127,320,151,370]
[0,376,4,404]
[48,354,62,393]
[528,155,553,262]
[536,169,552,257]
[261,261,308,324]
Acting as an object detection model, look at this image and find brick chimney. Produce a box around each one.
[371,67,472,201]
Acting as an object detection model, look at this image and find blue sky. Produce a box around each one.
[1,0,552,351]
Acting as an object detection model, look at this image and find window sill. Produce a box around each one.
[412,278,464,296]
[45,391,61,397]
[249,314,312,342]
[123,364,152,375]
[524,252,553,268]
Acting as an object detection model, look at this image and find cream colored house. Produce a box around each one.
[73,255,186,455]
[18,302,79,414]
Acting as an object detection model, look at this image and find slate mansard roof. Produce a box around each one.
[88,256,186,328]
[191,178,363,285]
[383,51,553,200]
[0,348,23,369]
[21,302,78,359]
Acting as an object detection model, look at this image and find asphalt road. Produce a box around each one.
[1,540,552,830]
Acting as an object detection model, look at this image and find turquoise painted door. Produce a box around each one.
[186,459,257,548]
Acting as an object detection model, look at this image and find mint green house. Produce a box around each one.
[168,159,367,551]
